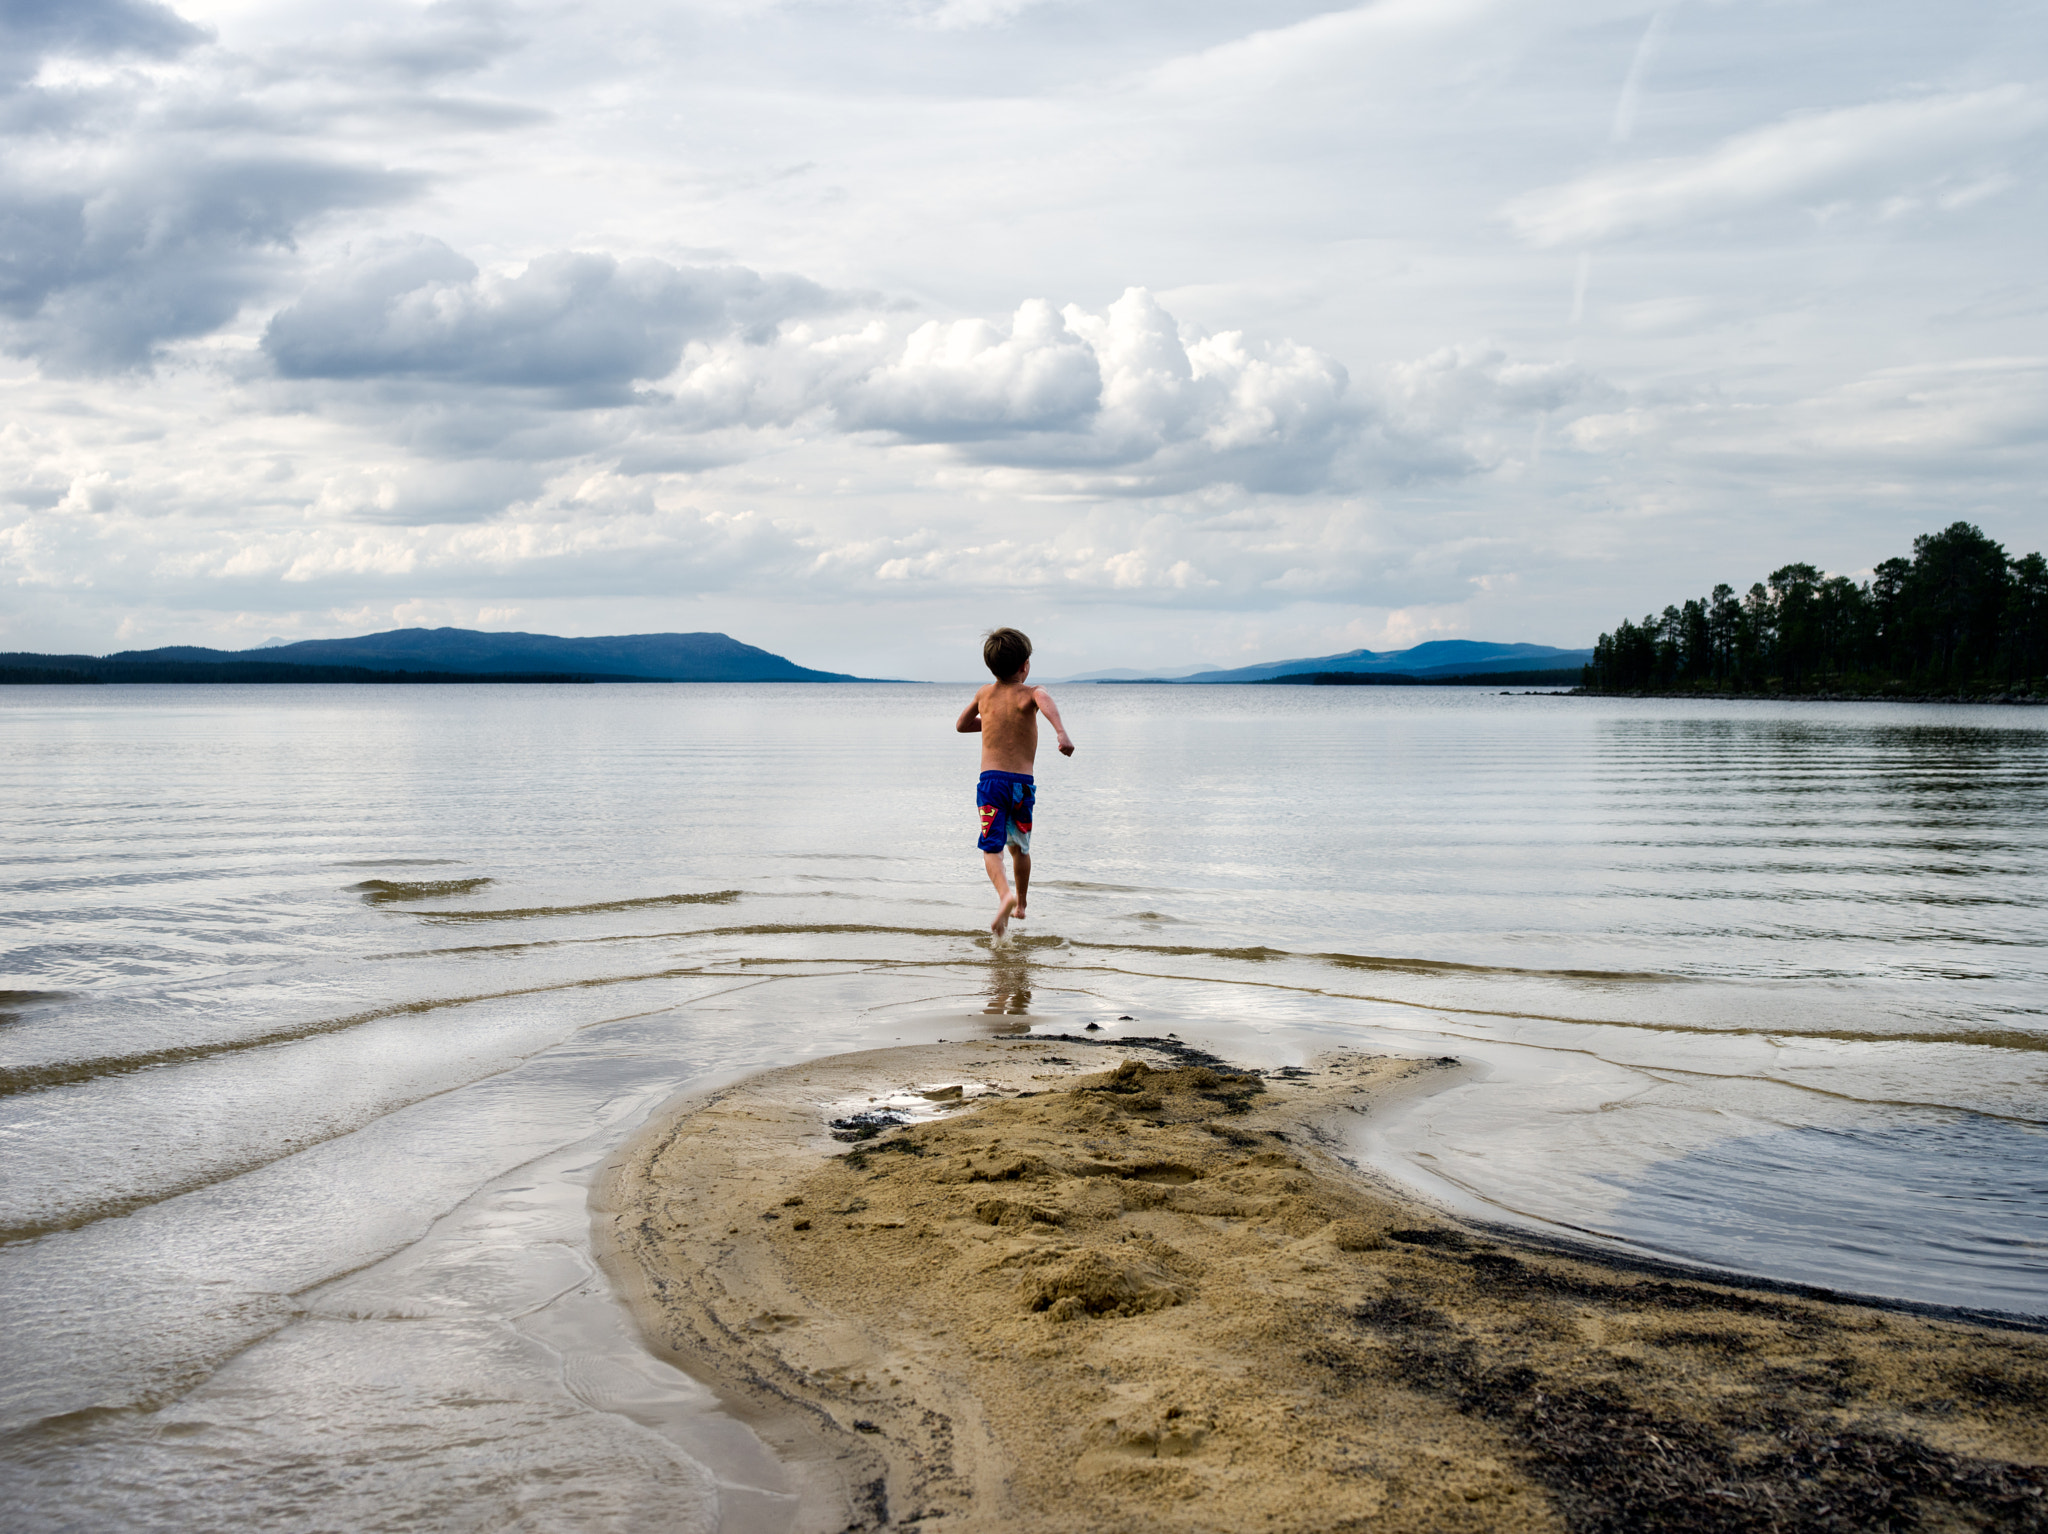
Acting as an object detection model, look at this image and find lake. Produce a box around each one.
[2,683,2043,1528]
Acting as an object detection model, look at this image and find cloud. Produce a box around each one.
[264,237,845,402]
[1388,346,1616,433]
[0,156,422,372]
[0,0,557,377]
[1506,86,2048,247]
[832,288,1371,494]
[257,260,1608,512]
[0,0,207,87]
[306,456,551,527]
[840,300,1100,438]
[1713,356,2048,467]
[0,457,813,614]
[798,493,1523,612]
[1144,0,1510,103]
[295,0,528,83]
[910,0,1049,31]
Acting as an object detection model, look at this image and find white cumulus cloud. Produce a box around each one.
[840,299,1101,438]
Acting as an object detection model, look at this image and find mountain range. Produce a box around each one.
[6,629,1589,687]
[1057,640,1591,683]
[3,628,861,683]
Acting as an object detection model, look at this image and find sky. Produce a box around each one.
[2,0,2043,679]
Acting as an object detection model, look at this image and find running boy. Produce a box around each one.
[955,627,1074,938]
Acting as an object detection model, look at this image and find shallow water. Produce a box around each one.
[2,683,2044,1527]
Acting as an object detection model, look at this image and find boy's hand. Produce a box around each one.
[1057,735,1075,756]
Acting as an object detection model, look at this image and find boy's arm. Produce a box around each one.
[1033,687,1076,755]
[955,689,984,733]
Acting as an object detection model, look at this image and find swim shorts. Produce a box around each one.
[976,770,1034,854]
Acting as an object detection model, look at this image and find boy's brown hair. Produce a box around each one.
[982,627,1032,680]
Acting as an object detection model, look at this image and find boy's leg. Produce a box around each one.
[983,850,1018,936]
[1011,849,1030,918]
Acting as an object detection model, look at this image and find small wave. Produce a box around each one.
[704,921,969,941]
[0,989,69,1028]
[411,890,743,921]
[0,964,722,1105]
[1320,951,1680,984]
[1068,938,1678,984]
[1605,1019,2048,1055]
[363,924,1677,982]
[352,877,493,905]
[363,920,975,960]
[0,1157,315,1246]
[334,858,466,867]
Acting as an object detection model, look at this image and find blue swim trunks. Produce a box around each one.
[976,770,1034,854]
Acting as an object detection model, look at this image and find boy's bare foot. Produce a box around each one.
[991,893,1018,938]
[1013,899,1028,921]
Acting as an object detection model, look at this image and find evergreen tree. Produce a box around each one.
[2005,553,2048,681]
[1905,522,2009,684]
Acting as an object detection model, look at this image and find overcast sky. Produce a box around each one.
[3,0,2043,677]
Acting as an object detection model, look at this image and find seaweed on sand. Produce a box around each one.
[830,1110,908,1143]
[1333,1282,2048,1533]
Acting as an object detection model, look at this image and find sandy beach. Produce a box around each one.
[595,1036,2046,1533]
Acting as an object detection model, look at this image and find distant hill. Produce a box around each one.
[114,628,862,682]
[0,656,622,685]
[1073,640,1593,683]
[1262,667,1586,688]
[4,628,867,684]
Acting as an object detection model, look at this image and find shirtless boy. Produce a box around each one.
[955,627,1075,938]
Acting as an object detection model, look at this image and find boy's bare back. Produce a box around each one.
[972,678,1048,773]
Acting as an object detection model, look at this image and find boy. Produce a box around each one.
[955,627,1075,938]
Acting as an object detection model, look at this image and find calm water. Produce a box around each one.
[3,684,2044,1529]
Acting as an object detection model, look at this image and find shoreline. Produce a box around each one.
[1566,688,2044,706]
[595,1038,2047,1532]
[1450,1218,2048,1339]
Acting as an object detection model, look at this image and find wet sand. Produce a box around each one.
[595,1038,2047,1532]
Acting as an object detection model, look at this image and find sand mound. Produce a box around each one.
[597,1042,2047,1533]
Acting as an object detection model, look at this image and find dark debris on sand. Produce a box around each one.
[1031,1032,1240,1070]
[1331,1257,2048,1534]
[830,1110,909,1143]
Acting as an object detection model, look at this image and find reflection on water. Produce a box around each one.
[983,941,1035,1014]
[1,684,2043,1527]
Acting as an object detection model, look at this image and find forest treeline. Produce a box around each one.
[1582,522,2047,697]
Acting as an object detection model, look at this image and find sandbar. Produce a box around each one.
[594,1037,2046,1532]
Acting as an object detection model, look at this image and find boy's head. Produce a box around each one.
[982,627,1032,681]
